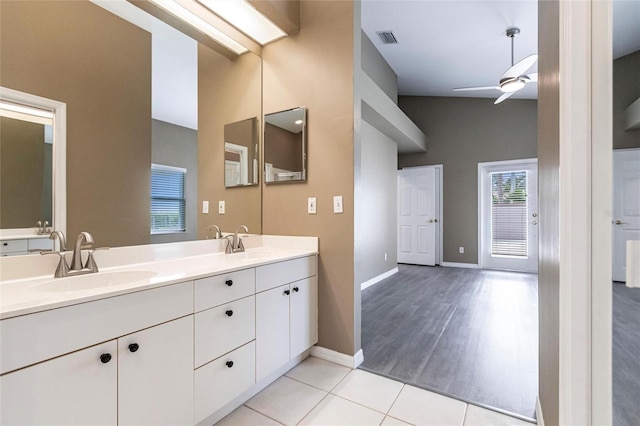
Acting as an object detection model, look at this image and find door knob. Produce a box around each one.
[428,219,434,223]
[532,213,538,218]
[532,220,538,225]
[614,220,627,225]
[434,218,439,223]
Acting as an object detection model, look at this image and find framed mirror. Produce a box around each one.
[224,117,259,188]
[264,107,307,184]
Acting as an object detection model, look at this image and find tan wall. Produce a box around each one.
[262,0,356,355]
[198,45,262,235]
[0,118,45,228]
[264,123,302,172]
[0,0,151,247]
[537,1,561,424]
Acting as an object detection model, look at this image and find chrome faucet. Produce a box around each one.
[36,220,51,235]
[41,230,69,278]
[225,225,249,253]
[206,224,222,239]
[70,232,94,271]
[42,231,109,278]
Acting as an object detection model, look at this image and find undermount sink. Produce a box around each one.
[32,270,158,292]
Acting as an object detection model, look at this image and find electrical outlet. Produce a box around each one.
[218,200,225,214]
[459,246,464,254]
[202,201,209,214]
[333,196,343,213]
[308,197,317,214]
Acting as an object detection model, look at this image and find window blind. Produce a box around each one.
[151,164,186,233]
[490,170,528,257]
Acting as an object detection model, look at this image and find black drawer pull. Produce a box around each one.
[293,287,299,292]
[225,310,233,317]
[100,353,112,364]
[225,280,233,286]
[284,289,290,295]
[226,360,234,368]
[128,343,139,353]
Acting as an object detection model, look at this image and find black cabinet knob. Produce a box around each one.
[128,343,139,353]
[226,361,234,368]
[225,310,233,317]
[284,290,290,295]
[225,280,233,286]
[293,287,299,292]
[100,353,112,364]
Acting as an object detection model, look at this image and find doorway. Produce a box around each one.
[397,166,442,266]
[479,159,538,272]
[612,148,640,282]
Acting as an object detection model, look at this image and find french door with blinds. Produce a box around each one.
[479,159,538,272]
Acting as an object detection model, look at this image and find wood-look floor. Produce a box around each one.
[613,282,640,426]
[360,265,538,420]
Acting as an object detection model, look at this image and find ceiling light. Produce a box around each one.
[197,0,286,45]
[500,79,526,93]
[0,101,54,119]
[295,119,303,125]
[149,0,248,54]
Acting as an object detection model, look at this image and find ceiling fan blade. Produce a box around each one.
[453,86,500,92]
[502,54,538,79]
[524,72,538,82]
[494,91,515,104]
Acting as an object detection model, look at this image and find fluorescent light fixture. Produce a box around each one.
[500,79,526,93]
[149,0,248,54]
[295,119,303,125]
[197,0,286,45]
[0,101,53,119]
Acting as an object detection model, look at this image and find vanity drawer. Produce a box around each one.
[194,268,255,312]
[195,295,255,368]
[256,256,316,293]
[0,239,28,254]
[195,341,255,424]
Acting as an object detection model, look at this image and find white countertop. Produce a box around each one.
[0,236,318,320]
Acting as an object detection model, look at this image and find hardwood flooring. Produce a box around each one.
[613,282,640,426]
[360,265,539,421]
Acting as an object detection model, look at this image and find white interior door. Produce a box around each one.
[398,167,438,266]
[613,149,640,282]
[480,159,538,272]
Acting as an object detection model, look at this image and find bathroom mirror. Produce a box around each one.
[0,87,66,238]
[264,107,307,184]
[224,117,259,188]
[0,0,261,248]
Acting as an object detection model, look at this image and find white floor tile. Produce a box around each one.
[299,394,386,426]
[286,356,351,391]
[382,415,414,425]
[216,406,283,426]
[332,369,404,413]
[463,405,532,426]
[388,385,467,426]
[246,376,327,426]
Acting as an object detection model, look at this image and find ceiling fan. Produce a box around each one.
[453,27,538,104]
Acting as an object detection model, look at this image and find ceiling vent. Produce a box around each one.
[376,31,398,44]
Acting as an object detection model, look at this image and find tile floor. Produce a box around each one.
[216,357,534,426]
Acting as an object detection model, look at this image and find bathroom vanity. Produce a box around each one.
[0,236,318,425]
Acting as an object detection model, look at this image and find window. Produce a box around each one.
[490,170,528,257]
[150,164,186,233]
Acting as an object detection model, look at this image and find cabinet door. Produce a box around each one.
[290,277,318,357]
[118,316,194,426]
[0,340,117,425]
[256,284,290,382]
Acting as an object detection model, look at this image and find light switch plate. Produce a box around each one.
[202,201,209,214]
[333,196,343,213]
[218,200,225,214]
[308,197,317,214]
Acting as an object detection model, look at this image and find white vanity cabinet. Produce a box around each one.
[0,238,52,256]
[256,257,318,382]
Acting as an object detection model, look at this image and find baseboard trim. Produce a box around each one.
[360,267,399,291]
[310,346,364,369]
[536,397,544,426]
[441,262,479,269]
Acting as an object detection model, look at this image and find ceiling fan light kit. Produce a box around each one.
[452,27,538,104]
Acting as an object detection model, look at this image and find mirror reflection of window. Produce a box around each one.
[264,107,306,184]
[0,103,53,229]
[224,117,258,188]
[150,164,186,234]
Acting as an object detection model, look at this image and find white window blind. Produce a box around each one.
[151,164,186,233]
[490,170,528,257]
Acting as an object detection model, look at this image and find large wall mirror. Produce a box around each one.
[264,107,307,184]
[0,0,261,249]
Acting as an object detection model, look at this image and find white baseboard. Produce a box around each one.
[310,346,364,369]
[441,262,479,269]
[536,397,545,426]
[360,267,399,291]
